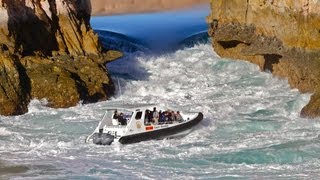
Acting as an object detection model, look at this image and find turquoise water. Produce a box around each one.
[1,6,320,179]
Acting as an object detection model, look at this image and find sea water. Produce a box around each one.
[1,6,320,180]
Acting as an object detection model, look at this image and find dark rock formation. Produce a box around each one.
[0,0,122,115]
[0,52,30,115]
[208,0,320,118]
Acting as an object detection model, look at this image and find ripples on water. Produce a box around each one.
[1,6,320,179]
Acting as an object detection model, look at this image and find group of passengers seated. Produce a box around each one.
[113,110,127,125]
[145,107,183,125]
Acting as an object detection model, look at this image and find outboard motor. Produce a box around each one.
[92,133,102,145]
[92,132,114,145]
[101,133,115,145]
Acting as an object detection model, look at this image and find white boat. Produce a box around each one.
[85,105,203,145]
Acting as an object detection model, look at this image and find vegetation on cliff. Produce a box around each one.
[208,0,320,118]
[0,0,121,116]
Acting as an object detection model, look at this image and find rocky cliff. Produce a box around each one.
[91,0,209,16]
[208,0,320,118]
[0,0,121,115]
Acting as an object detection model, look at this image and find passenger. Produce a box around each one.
[147,110,153,124]
[159,110,165,124]
[162,111,167,123]
[118,113,127,125]
[113,110,119,119]
[145,110,153,125]
[152,107,159,124]
[167,111,173,123]
[171,111,176,122]
[175,111,183,122]
[163,111,169,123]
[144,110,149,124]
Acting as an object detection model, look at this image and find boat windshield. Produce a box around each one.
[100,109,133,127]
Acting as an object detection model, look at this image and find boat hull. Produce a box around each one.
[118,112,203,144]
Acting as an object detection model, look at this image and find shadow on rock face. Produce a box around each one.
[3,0,59,56]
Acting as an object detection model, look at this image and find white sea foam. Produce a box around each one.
[0,43,318,179]
[0,127,12,136]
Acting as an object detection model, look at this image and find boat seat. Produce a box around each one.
[112,118,120,125]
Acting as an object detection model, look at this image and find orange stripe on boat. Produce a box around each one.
[145,126,154,131]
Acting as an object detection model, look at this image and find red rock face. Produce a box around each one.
[208,0,320,118]
[0,0,100,56]
[0,0,122,116]
[90,0,210,16]
[0,53,30,116]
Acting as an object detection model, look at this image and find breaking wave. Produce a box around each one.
[95,30,150,54]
